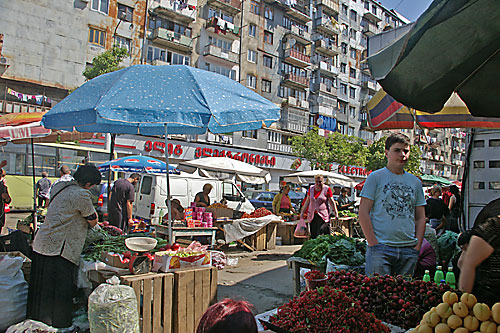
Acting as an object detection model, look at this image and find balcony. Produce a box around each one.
[317,105,335,117]
[314,39,339,56]
[286,5,311,23]
[318,61,338,76]
[312,82,336,95]
[361,22,377,36]
[0,99,51,114]
[284,25,312,45]
[281,96,309,110]
[206,0,241,15]
[316,0,339,15]
[284,48,311,67]
[363,11,382,23]
[203,44,238,64]
[267,142,293,154]
[151,27,193,52]
[315,17,340,36]
[151,59,169,66]
[361,62,371,73]
[280,107,309,133]
[150,3,196,24]
[205,17,240,39]
[362,80,377,92]
[282,73,309,89]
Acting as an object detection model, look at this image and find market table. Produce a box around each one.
[287,256,321,296]
[154,225,218,247]
[330,217,357,237]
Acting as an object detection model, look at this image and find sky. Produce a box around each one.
[377,0,434,22]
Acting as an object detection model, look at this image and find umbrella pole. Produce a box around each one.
[164,124,173,245]
[30,138,37,233]
[107,134,115,201]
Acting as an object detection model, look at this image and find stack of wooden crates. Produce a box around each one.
[121,267,218,333]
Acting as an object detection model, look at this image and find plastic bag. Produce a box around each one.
[294,218,309,238]
[88,276,139,333]
[6,319,57,333]
[0,255,28,331]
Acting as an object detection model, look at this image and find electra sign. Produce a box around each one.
[338,165,372,177]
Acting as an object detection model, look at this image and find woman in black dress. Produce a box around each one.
[195,183,212,207]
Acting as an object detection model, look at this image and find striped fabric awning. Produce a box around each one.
[366,89,414,129]
[367,90,500,130]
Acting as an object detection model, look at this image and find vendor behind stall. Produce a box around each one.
[337,187,355,211]
[27,164,101,329]
[272,185,295,215]
[195,184,212,207]
[163,198,184,221]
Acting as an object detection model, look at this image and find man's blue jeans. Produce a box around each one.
[365,243,419,277]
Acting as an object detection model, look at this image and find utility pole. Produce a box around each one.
[238,0,245,83]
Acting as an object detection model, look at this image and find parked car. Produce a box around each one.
[288,190,306,210]
[245,190,277,210]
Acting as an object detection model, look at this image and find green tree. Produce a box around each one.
[83,46,129,80]
[365,136,422,175]
[290,128,368,170]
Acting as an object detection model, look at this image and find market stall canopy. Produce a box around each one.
[98,155,179,174]
[366,89,500,130]
[283,170,355,188]
[366,0,500,118]
[420,174,452,185]
[41,65,280,135]
[355,180,365,191]
[177,157,271,184]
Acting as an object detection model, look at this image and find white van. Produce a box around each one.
[133,172,255,224]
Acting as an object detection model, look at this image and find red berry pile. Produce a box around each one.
[304,270,326,280]
[327,270,452,329]
[269,286,390,332]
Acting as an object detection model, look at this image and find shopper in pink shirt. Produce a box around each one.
[301,174,338,238]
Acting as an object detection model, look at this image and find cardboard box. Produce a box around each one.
[206,207,233,219]
[101,251,129,269]
[153,252,211,272]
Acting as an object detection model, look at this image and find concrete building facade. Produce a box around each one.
[0,0,465,189]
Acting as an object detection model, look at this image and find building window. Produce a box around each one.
[242,130,258,139]
[205,63,236,80]
[262,79,271,92]
[113,35,131,53]
[268,131,282,143]
[251,1,260,15]
[340,63,347,73]
[118,3,134,22]
[338,101,347,113]
[263,55,273,68]
[249,24,256,37]
[349,87,356,98]
[364,1,370,10]
[350,9,357,22]
[147,46,190,65]
[349,28,356,40]
[339,83,347,95]
[372,4,378,15]
[349,67,356,79]
[341,4,348,15]
[348,126,354,136]
[89,27,106,47]
[338,122,346,134]
[247,49,257,63]
[341,42,348,54]
[264,31,273,44]
[208,7,234,23]
[350,48,357,59]
[91,0,109,14]
[149,16,192,37]
[208,36,232,52]
[349,106,356,117]
[264,7,274,20]
[247,74,257,89]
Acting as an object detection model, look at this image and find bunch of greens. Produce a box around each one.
[338,210,358,218]
[437,230,460,266]
[293,234,365,268]
[325,237,366,266]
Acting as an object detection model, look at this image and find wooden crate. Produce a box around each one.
[121,273,174,333]
[277,224,305,245]
[265,223,277,250]
[245,226,266,251]
[172,267,217,333]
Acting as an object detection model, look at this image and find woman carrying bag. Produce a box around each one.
[300,174,338,239]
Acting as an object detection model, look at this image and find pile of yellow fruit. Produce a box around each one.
[410,291,500,333]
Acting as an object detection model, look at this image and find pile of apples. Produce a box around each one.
[411,291,500,333]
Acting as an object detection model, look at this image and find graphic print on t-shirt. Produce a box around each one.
[382,182,414,220]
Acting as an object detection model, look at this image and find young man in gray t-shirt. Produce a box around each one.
[359,133,426,276]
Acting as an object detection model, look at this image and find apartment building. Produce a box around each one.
[0,0,464,188]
